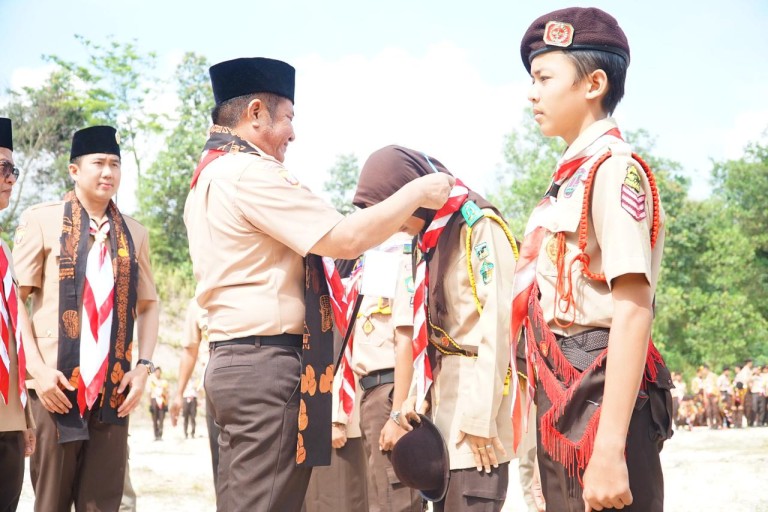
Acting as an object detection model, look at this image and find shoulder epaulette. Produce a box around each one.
[460,200,483,227]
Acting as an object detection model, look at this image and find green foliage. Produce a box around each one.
[0,69,102,234]
[137,53,212,270]
[496,111,768,371]
[323,153,360,215]
[487,110,564,237]
[46,35,163,182]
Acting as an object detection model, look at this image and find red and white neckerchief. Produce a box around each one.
[0,248,27,408]
[77,218,115,416]
[322,257,362,416]
[510,127,623,421]
[413,180,469,406]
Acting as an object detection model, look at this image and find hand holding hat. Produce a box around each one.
[399,395,430,432]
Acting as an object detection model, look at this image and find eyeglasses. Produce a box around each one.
[0,160,20,180]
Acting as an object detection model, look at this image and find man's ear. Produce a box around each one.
[247,98,265,127]
[584,68,609,101]
[68,163,79,182]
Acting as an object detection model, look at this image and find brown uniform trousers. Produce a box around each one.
[360,383,425,512]
[0,431,24,512]
[303,437,368,512]
[205,342,311,512]
[29,391,128,512]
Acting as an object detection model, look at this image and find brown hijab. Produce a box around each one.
[354,145,499,341]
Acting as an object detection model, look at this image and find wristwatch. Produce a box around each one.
[389,409,402,426]
[137,359,155,374]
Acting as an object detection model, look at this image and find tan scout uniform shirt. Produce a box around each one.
[536,119,666,336]
[181,298,209,368]
[12,201,158,388]
[351,232,414,377]
[0,241,34,431]
[426,211,516,470]
[184,151,344,341]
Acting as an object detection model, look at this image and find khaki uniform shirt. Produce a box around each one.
[0,241,34,431]
[12,201,158,388]
[351,232,414,377]
[426,211,516,470]
[184,151,344,341]
[536,119,666,336]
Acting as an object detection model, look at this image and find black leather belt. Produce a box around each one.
[209,334,303,351]
[359,369,395,391]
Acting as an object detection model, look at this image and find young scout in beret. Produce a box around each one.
[354,145,519,512]
[13,125,159,512]
[184,57,453,512]
[0,117,36,512]
[513,7,673,512]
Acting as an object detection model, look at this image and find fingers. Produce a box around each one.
[57,373,75,391]
[417,399,429,414]
[23,429,36,456]
[41,387,72,414]
[117,386,141,417]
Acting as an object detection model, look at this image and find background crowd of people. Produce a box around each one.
[671,360,768,431]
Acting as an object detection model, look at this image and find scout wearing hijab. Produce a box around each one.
[515,8,672,511]
[354,146,519,512]
[184,57,452,512]
[0,117,36,512]
[13,125,159,512]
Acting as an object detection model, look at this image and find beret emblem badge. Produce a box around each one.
[544,21,574,47]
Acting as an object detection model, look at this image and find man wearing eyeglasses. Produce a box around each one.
[0,117,36,512]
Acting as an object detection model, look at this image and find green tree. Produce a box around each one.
[47,35,163,186]
[137,52,213,279]
[0,69,101,237]
[323,153,360,215]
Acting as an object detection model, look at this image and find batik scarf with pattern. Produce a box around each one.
[191,125,335,467]
[57,191,137,443]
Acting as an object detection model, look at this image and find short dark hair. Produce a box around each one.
[565,50,627,115]
[211,92,281,128]
[69,154,122,165]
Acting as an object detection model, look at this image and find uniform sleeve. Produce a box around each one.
[591,154,654,288]
[181,300,202,349]
[11,209,44,290]
[235,162,344,256]
[458,216,515,439]
[134,227,158,302]
[391,254,414,330]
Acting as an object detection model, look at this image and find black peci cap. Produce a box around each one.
[209,57,295,105]
[0,118,12,151]
[70,126,121,161]
[521,7,630,74]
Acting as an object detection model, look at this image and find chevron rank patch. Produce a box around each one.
[620,165,646,221]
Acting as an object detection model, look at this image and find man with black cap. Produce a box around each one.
[514,7,672,511]
[13,125,159,512]
[184,57,453,512]
[0,117,36,512]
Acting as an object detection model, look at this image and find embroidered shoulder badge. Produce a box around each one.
[13,223,26,245]
[544,21,574,47]
[473,241,489,260]
[460,200,483,227]
[480,260,495,285]
[620,165,647,221]
[279,169,301,187]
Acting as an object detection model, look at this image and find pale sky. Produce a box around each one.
[2,0,767,214]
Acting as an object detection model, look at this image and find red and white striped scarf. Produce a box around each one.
[77,218,115,416]
[322,258,362,416]
[510,127,623,415]
[413,180,469,405]
[0,247,26,408]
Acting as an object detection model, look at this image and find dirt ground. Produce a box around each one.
[15,417,768,511]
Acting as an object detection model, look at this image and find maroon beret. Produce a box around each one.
[520,7,630,74]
